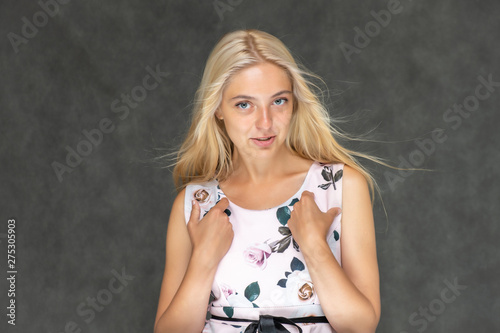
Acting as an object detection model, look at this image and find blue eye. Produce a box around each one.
[274,98,287,106]
[236,102,250,109]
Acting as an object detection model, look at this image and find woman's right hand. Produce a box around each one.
[187,197,234,269]
[154,192,233,333]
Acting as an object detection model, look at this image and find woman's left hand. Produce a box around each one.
[288,190,341,252]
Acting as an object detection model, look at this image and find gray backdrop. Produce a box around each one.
[1,0,499,332]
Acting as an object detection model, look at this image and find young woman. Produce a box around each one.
[154,29,381,333]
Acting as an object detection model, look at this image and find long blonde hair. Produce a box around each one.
[160,29,400,205]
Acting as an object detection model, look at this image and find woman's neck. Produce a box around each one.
[229,149,312,186]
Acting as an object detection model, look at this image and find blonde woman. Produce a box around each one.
[154,29,381,333]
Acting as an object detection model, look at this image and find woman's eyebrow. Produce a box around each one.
[229,90,292,101]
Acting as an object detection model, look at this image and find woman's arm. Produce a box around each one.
[154,189,233,333]
[288,165,380,333]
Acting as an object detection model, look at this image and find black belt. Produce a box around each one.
[210,314,329,333]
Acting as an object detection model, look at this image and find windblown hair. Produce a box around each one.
[164,29,394,203]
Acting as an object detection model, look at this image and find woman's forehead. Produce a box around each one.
[223,63,292,98]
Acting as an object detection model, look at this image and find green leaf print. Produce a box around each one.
[321,167,333,181]
[223,306,234,318]
[331,169,343,190]
[333,230,339,241]
[276,236,291,253]
[291,257,305,271]
[289,198,299,206]
[318,183,331,190]
[244,282,260,302]
[333,169,343,182]
[276,206,291,225]
[278,226,291,236]
[318,166,343,190]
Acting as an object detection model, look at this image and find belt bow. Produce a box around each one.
[243,315,303,333]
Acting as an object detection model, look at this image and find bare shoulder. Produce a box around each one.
[171,187,187,221]
[340,164,372,227]
[342,164,369,191]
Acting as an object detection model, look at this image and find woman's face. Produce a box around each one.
[216,62,294,161]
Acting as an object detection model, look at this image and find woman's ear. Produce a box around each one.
[215,109,223,120]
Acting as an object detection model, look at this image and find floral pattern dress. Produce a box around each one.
[184,161,344,332]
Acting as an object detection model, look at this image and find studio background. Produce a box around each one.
[1,0,499,332]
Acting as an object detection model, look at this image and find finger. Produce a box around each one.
[300,190,315,200]
[327,207,342,220]
[189,199,201,224]
[215,197,230,210]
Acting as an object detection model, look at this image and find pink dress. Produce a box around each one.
[184,161,344,332]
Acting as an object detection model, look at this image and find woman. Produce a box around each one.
[154,29,381,333]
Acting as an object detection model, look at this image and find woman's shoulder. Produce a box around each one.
[319,162,367,187]
[340,164,371,200]
[341,164,367,185]
[183,179,220,220]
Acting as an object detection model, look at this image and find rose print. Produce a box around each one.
[277,257,317,304]
[220,283,236,299]
[285,270,318,304]
[192,188,215,212]
[243,243,272,269]
[194,188,211,203]
[298,282,314,301]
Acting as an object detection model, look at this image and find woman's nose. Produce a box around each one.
[255,106,272,129]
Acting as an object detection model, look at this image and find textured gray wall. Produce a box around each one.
[1,0,499,332]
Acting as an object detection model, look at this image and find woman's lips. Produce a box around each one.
[251,136,276,147]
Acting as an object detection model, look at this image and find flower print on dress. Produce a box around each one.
[276,197,299,226]
[267,226,300,253]
[243,243,272,270]
[318,164,343,190]
[220,283,236,299]
[276,257,318,305]
[326,229,341,257]
[286,270,318,304]
[269,197,300,253]
[193,186,232,218]
[223,281,261,318]
[193,187,216,212]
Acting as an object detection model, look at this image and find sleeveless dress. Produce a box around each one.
[184,161,344,333]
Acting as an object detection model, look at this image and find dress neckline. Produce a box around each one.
[215,161,317,212]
